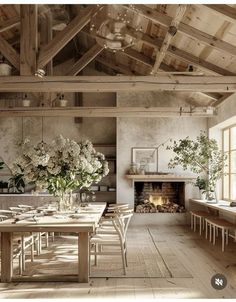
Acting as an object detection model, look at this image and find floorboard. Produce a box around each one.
[0,224,235,298]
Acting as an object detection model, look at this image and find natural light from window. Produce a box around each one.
[222,125,236,201]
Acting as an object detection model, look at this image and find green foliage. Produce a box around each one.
[8,174,25,193]
[167,132,227,197]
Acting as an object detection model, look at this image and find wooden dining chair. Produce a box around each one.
[90,211,133,275]
[0,212,34,275]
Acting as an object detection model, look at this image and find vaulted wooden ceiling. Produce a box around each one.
[0,4,236,109]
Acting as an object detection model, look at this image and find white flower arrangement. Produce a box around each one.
[11,135,109,196]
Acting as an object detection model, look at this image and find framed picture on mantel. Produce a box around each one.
[132,147,158,173]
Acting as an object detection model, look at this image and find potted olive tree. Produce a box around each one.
[167,132,227,201]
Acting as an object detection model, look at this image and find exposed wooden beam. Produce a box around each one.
[0,36,20,70]
[0,106,216,117]
[66,44,104,76]
[20,5,38,75]
[40,13,53,76]
[0,16,20,33]
[0,76,236,92]
[151,5,187,74]
[124,4,236,57]
[124,48,174,73]
[127,27,234,76]
[38,5,102,69]
[96,56,137,75]
[203,5,236,23]
[211,93,234,107]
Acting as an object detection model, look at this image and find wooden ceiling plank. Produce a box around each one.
[125,4,236,57]
[151,4,187,74]
[0,106,216,117]
[20,5,38,75]
[37,5,102,69]
[0,15,20,33]
[66,44,104,76]
[1,75,236,92]
[126,27,233,76]
[0,35,20,70]
[204,5,236,23]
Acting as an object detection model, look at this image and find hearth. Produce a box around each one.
[134,181,185,213]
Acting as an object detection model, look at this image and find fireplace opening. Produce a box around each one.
[135,182,186,213]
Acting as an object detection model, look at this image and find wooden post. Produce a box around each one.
[1,232,13,282]
[20,5,38,75]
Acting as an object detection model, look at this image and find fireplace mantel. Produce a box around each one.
[126,174,196,187]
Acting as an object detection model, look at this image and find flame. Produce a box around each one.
[149,194,169,206]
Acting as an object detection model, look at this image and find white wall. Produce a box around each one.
[117,91,208,209]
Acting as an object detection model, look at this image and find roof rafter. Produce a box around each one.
[203,5,236,23]
[37,5,103,69]
[124,4,236,57]
[66,44,104,76]
[151,4,187,74]
[0,16,20,33]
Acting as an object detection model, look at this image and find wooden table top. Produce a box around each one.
[0,202,106,233]
[190,199,236,215]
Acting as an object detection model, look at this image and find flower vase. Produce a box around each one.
[58,193,73,212]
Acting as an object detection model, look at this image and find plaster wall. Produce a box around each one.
[117,91,208,209]
[0,64,116,169]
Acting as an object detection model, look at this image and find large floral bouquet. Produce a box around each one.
[12,135,109,199]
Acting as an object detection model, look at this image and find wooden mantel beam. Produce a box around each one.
[1,76,236,92]
[0,106,216,118]
[124,4,236,57]
[38,5,102,69]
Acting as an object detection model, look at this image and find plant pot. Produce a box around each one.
[22,99,31,107]
[0,63,12,76]
[58,99,68,107]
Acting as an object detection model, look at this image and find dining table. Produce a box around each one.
[0,202,106,283]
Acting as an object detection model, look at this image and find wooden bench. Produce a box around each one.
[190,210,213,235]
[205,217,236,252]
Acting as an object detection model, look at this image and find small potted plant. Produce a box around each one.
[167,132,227,201]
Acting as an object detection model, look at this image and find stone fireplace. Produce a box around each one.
[134,181,186,213]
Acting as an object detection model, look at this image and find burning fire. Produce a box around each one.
[149,194,169,206]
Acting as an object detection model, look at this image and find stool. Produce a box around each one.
[205,218,236,252]
[190,210,212,235]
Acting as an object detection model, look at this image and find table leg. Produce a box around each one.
[1,232,13,282]
[78,232,89,283]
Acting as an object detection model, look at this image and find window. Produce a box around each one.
[222,125,236,201]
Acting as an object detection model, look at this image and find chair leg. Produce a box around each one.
[194,215,196,232]
[213,226,216,245]
[120,243,126,275]
[94,244,97,266]
[21,235,25,271]
[199,217,202,235]
[226,229,229,245]
[31,237,34,262]
[191,213,193,229]
[209,224,212,242]
[222,228,225,252]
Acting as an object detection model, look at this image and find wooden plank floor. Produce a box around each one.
[0,224,235,298]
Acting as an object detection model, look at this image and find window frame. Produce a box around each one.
[222,123,236,201]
